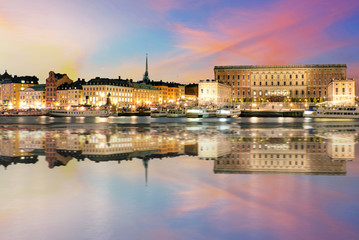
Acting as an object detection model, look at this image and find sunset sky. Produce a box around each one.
[1,0,359,84]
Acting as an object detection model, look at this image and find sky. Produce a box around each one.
[1,0,359,85]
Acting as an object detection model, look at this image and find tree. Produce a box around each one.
[319,97,323,103]
[313,97,317,103]
[283,96,288,103]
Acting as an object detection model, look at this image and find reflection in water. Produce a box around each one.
[1,121,359,240]
[0,123,357,176]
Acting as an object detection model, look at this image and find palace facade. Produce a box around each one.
[214,64,347,100]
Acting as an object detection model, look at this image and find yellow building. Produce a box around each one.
[57,80,86,107]
[0,71,39,109]
[130,82,159,106]
[156,85,168,104]
[19,84,46,109]
[327,79,355,105]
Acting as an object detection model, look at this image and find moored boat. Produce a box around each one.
[48,107,110,117]
[167,109,186,118]
[304,105,359,119]
[151,109,167,118]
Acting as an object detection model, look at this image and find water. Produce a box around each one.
[0,117,359,240]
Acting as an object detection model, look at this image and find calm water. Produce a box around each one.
[0,117,359,240]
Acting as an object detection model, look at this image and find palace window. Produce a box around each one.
[295,90,298,95]
[302,81,304,85]
[290,82,292,86]
[296,81,298,86]
[296,74,298,79]
[266,82,268,86]
[302,74,304,78]
[271,75,273,79]
[341,73,343,79]
[290,75,292,79]
[227,75,230,80]
[232,75,235,80]
[330,74,332,79]
[284,82,286,86]
[319,80,321,85]
[277,81,280,86]
[238,75,240,80]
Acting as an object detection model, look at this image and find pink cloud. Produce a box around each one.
[163,0,359,78]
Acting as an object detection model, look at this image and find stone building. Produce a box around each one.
[198,79,231,106]
[327,79,355,105]
[214,64,347,101]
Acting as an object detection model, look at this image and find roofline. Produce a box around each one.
[214,64,347,70]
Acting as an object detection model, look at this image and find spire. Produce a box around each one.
[143,53,150,82]
[142,158,150,186]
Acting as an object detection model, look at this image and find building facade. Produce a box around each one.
[57,79,86,107]
[214,64,347,100]
[0,73,39,108]
[19,84,46,109]
[83,77,133,107]
[130,82,159,106]
[327,79,355,104]
[45,71,73,107]
[198,79,231,106]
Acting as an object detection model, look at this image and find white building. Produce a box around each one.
[19,84,46,109]
[198,79,231,106]
[327,79,355,105]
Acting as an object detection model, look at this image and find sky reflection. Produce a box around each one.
[0,122,359,239]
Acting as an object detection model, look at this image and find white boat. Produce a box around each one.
[48,107,110,117]
[167,109,186,118]
[186,108,216,118]
[151,109,167,118]
[216,108,241,118]
[304,106,359,119]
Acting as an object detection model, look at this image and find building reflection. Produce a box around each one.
[0,123,357,176]
[213,127,355,175]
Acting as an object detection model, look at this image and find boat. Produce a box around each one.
[48,107,110,117]
[186,107,216,118]
[0,110,48,117]
[216,108,241,118]
[151,109,167,118]
[303,105,359,119]
[167,109,186,118]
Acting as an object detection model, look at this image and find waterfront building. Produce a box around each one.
[19,84,46,109]
[83,77,133,107]
[129,82,159,106]
[214,64,347,101]
[45,71,73,107]
[327,79,355,105]
[198,79,231,106]
[57,79,86,107]
[0,71,39,108]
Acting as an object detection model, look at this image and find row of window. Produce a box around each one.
[218,73,344,81]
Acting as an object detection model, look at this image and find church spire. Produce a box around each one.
[143,53,150,82]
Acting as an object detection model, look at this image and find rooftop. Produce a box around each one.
[214,64,347,70]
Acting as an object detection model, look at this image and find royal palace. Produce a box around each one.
[214,64,348,100]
